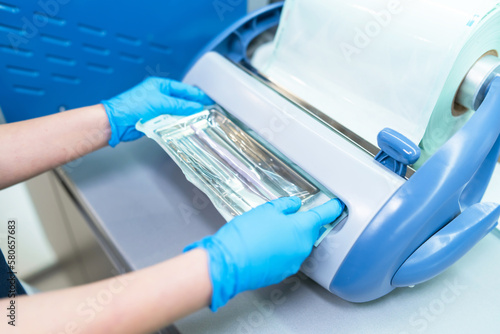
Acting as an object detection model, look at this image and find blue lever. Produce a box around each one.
[375,128,421,176]
[392,202,500,287]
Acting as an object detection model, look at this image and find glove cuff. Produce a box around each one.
[184,237,237,312]
[101,100,121,148]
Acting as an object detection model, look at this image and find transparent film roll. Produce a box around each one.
[262,0,500,166]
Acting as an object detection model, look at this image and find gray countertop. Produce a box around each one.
[60,138,500,334]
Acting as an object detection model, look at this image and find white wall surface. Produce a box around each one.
[0,183,58,279]
[483,163,500,208]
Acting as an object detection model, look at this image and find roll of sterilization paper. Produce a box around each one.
[261,0,500,166]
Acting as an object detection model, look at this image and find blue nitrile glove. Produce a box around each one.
[185,197,344,311]
[101,77,213,147]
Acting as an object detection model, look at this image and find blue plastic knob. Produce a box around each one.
[375,128,421,176]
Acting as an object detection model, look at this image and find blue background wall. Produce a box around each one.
[0,0,247,122]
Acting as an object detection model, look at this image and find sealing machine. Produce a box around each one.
[138,3,500,302]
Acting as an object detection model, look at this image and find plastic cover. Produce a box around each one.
[137,107,346,243]
[261,0,500,166]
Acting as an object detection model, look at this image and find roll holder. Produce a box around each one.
[457,54,500,112]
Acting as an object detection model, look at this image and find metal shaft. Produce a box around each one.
[456,54,500,111]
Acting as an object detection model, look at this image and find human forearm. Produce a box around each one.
[0,249,211,334]
[0,104,111,189]
[0,197,344,333]
[0,78,213,190]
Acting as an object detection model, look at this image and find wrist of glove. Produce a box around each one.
[185,197,344,311]
[102,77,213,147]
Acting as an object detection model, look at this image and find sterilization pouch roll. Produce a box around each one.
[261,0,500,166]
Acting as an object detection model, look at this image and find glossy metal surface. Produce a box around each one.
[137,109,332,221]
[456,55,500,111]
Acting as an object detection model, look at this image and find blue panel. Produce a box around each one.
[0,0,247,123]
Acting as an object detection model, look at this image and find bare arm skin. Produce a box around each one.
[0,249,212,334]
[0,105,111,190]
[0,81,219,332]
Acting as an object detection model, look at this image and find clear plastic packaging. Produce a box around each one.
[137,108,345,244]
[262,0,500,166]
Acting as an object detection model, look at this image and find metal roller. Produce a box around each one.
[457,55,500,111]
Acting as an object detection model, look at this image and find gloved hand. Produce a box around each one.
[185,197,344,311]
[102,77,213,147]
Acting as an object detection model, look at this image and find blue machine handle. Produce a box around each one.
[185,2,283,74]
[331,78,500,302]
[392,202,500,287]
